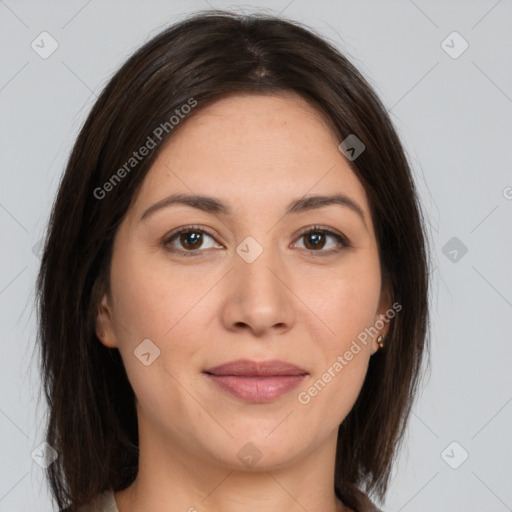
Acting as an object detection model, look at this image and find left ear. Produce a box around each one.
[371,280,393,355]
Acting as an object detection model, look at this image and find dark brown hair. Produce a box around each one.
[36,9,431,511]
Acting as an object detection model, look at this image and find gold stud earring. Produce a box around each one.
[377,335,385,349]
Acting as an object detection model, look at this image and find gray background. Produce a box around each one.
[1,0,511,510]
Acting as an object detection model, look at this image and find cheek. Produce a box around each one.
[108,248,207,415]
[108,247,211,392]
[109,246,202,341]
[295,272,379,425]
[298,260,382,354]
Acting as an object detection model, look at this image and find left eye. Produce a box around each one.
[292,227,348,253]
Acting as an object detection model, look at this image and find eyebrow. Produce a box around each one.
[139,192,368,229]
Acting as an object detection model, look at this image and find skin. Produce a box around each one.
[96,92,391,512]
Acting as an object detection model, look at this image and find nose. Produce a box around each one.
[220,245,296,338]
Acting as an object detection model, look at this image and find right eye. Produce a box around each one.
[162,225,223,256]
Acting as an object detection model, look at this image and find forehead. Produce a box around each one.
[129,92,371,223]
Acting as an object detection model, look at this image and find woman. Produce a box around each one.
[36,9,430,512]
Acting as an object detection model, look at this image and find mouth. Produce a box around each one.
[203,359,309,403]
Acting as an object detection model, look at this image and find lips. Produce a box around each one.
[204,359,308,377]
[204,359,308,403]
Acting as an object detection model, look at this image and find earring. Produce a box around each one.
[377,335,385,349]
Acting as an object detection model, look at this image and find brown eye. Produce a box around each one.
[303,231,327,250]
[177,230,203,250]
[163,226,221,256]
[293,226,349,254]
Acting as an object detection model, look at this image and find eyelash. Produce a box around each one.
[162,224,350,257]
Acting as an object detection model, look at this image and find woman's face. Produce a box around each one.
[97,92,390,471]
